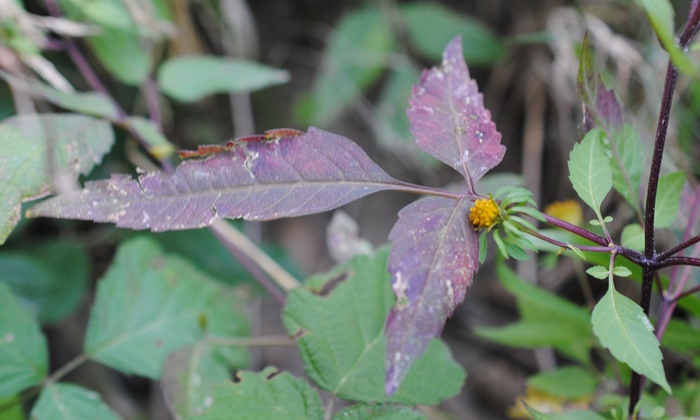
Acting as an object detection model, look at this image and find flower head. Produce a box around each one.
[469,197,499,229]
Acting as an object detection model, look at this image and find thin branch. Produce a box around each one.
[652,255,700,269]
[671,284,700,302]
[541,213,609,246]
[45,353,90,385]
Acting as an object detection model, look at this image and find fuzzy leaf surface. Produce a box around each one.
[84,237,249,378]
[0,114,113,244]
[407,36,505,191]
[194,368,323,420]
[0,283,48,398]
[385,196,477,394]
[28,127,400,231]
[592,278,670,393]
[30,383,119,420]
[568,129,612,218]
[283,249,464,404]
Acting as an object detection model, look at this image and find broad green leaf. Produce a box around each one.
[87,27,150,85]
[475,261,594,362]
[157,57,290,102]
[0,241,89,324]
[60,0,134,30]
[84,236,249,379]
[585,265,609,280]
[591,277,670,393]
[654,172,685,228]
[0,70,119,119]
[621,224,644,251]
[568,129,612,218]
[282,249,465,404]
[124,116,175,159]
[661,319,700,354]
[636,0,699,78]
[528,366,597,398]
[332,404,425,420]
[301,7,395,125]
[0,283,48,398]
[400,3,504,64]
[194,367,323,420]
[0,114,113,244]
[605,125,644,209]
[161,345,231,419]
[30,383,119,420]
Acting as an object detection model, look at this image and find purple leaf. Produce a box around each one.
[27,128,400,230]
[385,196,478,395]
[407,36,505,192]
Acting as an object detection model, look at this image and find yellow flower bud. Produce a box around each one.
[469,198,499,229]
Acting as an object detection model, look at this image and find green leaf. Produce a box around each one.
[0,114,113,244]
[621,224,644,252]
[87,27,150,85]
[586,265,609,279]
[282,249,465,404]
[0,283,48,398]
[161,345,232,419]
[654,172,685,228]
[31,383,119,420]
[612,266,632,278]
[478,230,488,264]
[568,129,612,219]
[301,7,395,126]
[84,236,249,379]
[0,395,23,420]
[60,0,134,30]
[0,242,89,324]
[124,116,175,159]
[0,70,119,119]
[524,405,606,420]
[528,366,597,398]
[400,3,504,64]
[332,404,425,420]
[475,261,594,363]
[157,57,290,102]
[606,125,644,210]
[661,319,700,354]
[591,277,671,393]
[194,367,323,420]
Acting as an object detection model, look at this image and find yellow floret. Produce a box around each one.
[469,198,499,229]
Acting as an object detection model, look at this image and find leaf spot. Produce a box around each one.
[639,314,654,332]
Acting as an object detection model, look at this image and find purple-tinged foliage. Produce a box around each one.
[407,36,505,193]
[385,197,478,395]
[27,128,400,230]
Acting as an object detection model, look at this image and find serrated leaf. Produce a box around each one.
[568,129,612,218]
[591,278,670,393]
[385,197,476,395]
[30,383,119,420]
[407,36,505,192]
[606,125,644,210]
[612,266,632,277]
[0,114,113,244]
[400,3,504,65]
[0,283,48,398]
[158,57,290,102]
[193,367,323,420]
[282,249,465,404]
[27,127,400,231]
[332,404,425,420]
[0,241,89,324]
[528,366,597,399]
[621,223,644,251]
[124,116,175,159]
[654,172,685,228]
[586,265,609,280]
[161,345,232,419]
[84,236,249,378]
[303,6,394,126]
[0,70,119,119]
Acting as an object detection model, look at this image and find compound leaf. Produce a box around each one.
[28,127,401,231]
[158,57,290,102]
[385,197,476,395]
[30,383,119,420]
[0,114,113,244]
[568,129,612,218]
[407,36,505,192]
[193,368,323,420]
[0,283,48,398]
[591,278,670,393]
[84,236,249,379]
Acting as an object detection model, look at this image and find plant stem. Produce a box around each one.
[45,353,91,385]
[541,213,609,246]
[657,234,700,261]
